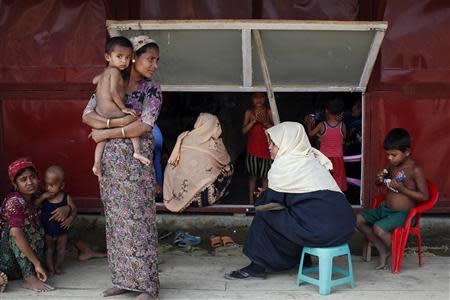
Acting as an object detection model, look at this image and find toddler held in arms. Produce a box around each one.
[92,36,150,177]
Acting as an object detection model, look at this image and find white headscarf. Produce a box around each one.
[266,122,341,194]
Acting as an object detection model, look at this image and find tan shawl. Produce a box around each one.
[163,113,231,212]
[266,122,341,194]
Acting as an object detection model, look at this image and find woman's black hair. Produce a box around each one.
[383,128,411,152]
[14,167,37,183]
[326,98,345,115]
[135,42,159,57]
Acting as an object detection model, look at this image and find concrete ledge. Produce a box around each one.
[73,214,450,257]
[75,214,450,234]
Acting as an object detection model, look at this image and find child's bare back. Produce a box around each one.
[91,36,150,178]
[383,157,424,211]
[93,66,134,118]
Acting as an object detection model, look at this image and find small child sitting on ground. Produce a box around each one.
[34,165,77,275]
[92,36,150,177]
[356,128,428,269]
[306,98,347,191]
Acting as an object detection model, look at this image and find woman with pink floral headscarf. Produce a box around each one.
[0,158,104,294]
[0,158,54,293]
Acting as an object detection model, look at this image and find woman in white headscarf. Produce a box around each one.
[163,113,233,212]
[225,122,355,280]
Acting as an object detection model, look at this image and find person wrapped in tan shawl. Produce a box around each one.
[163,113,233,212]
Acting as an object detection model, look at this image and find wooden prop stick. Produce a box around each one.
[253,30,280,125]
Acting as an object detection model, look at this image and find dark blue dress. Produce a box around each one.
[40,193,69,237]
[244,189,355,271]
[152,124,163,186]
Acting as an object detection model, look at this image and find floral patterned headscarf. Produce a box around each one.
[8,158,36,182]
[130,35,157,52]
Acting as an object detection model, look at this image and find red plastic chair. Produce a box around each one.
[363,180,439,273]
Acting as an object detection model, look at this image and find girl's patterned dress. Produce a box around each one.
[84,79,162,297]
[0,192,45,280]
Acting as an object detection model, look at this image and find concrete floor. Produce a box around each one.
[2,254,449,300]
[2,214,449,299]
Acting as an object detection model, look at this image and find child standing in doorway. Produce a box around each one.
[34,166,77,275]
[91,36,150,177]
[242,92,273,204]
[307,98,347,191]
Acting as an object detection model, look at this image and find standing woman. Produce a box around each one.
[82,35,161,300]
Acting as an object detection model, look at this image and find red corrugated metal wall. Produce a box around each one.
[363,0,450,211]
[1,0,449,211]
[0,0,107,210]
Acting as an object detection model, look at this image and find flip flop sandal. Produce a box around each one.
[375,253,391,270]
[224,269,266,280]
[175,241,194,248]
[0,272,8,293]
[173,230,187,245]
[210,235,223,248]
[174,230,184,240]
[174,231,201,247]
[221,236,236,247]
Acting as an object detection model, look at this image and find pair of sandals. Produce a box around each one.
[173,230,201,248]
[210,235,236,248]
[0,272,8,293]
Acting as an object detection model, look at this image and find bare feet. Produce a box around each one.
[0,272,8,293]
[55,268,65,275]
[78,249,107,261]
[46,262,55,277]
[92,162,102,177]
[135,292,159,300]
[133,153,151,166]
[21,276,55,292]
[375,253,391,270]
[103,287,128,297]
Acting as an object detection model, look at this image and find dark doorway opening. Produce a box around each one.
[157,92,362,206]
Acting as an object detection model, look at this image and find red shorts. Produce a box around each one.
[329,157,348,192]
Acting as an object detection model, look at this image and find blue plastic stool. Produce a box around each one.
[296,243,355,295]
